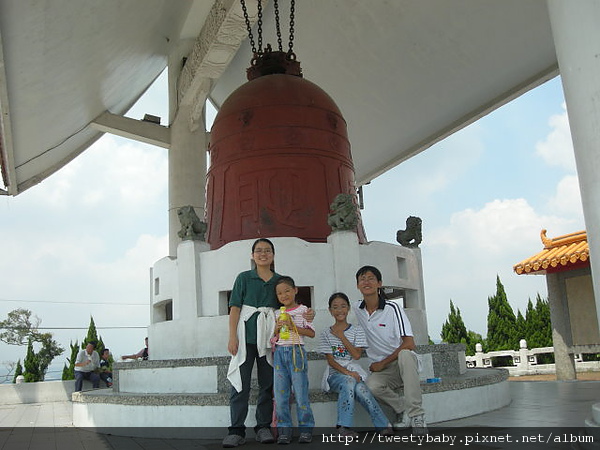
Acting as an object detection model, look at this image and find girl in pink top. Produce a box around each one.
[273,276,315,444]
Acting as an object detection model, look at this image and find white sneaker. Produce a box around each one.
[411,414,428,436]
[392,411,409,430]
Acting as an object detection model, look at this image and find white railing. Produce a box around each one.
[465,339,600,376]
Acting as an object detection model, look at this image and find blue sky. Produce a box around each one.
[0,72,584,378]
[361,76,583,339]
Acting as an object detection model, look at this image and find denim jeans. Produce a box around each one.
[274,345,314,433]
[327,371,390,429]
[74,371,100,391]
[229,344,274,437]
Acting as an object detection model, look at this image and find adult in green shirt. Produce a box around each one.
[224,238,280,447]
[223,238,314,447]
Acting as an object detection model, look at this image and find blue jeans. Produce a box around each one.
[327,371,390,429]
[274,345,314,433]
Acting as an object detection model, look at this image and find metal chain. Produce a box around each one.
[273,0,283,51]
[288,0,295,54]
[240,0,294,56]
[240,0,256,53]
[256,0,263,53]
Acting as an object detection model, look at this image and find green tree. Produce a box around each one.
[0,309,64,382]
[21,335,63,382]
[515,310,526,342]
[440,300,482,356]
[0,308,42,345]
[62,316,109,380]
[23,339,42,382]
[12,359,23,383]
[524,294,552,348]
[36,333,64,379]
[466,330,484,356]
[62,340,79,380]
[441,300,468,344]
[486,276,519,351]
[81,316,106,355]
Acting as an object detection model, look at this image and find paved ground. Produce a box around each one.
[1,380,599,450]
[508,371,600,382]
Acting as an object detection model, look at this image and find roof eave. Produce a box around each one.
[0,26,17,195]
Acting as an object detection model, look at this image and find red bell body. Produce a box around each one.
[206,73,363,249]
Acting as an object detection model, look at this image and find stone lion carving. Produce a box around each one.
[177,205,207,241]
[396,216,422,248]
[327,193,359,232]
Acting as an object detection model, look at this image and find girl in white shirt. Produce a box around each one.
[318,292,393,437]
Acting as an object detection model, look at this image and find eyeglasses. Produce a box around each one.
[358,276,378,283]
[254,248,273,254]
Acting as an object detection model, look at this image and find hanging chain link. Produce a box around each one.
[240,0,295,56]
[273,0,283,52]
[240,0,257,54]
[256,0,263,53]
[288,0,295,55]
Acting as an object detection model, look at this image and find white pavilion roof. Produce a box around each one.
[0,0,558,195]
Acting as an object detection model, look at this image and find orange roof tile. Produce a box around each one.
[513,229,589,275]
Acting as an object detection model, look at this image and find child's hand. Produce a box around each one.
[303,308,316,322]
[347,371,361,382]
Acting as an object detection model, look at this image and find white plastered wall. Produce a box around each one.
[148,232,429,360]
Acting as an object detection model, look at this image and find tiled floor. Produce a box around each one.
[439,380,600,427]
[0,381,598,449]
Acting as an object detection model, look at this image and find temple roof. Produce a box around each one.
[513,229,589,275]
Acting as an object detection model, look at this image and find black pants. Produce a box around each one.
[229,344,273,437]
[74,371,100,391]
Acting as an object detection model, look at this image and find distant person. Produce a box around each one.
[354,266,427,435]
[99,348,113,387]
[122,337,149,360]
[74,341,100,391]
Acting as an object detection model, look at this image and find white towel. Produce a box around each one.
[227,305,276,392]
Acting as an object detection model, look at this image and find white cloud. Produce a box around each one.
[0,134,169,371]
[362,125,485,243]
[22,135,168,215]
[431,198,566,253]
[94,233,169,302]
[424,197,576,337]
[547,174,583,219]
[535,103,576,172]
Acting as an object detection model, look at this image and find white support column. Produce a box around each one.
[327,231,360,299]
[547,0,600,330]
[165,0,254,255]
[168,103,207,256]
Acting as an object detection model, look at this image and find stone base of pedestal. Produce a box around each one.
[73,350,509,439]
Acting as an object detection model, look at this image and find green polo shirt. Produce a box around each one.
[229,269,280,344]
